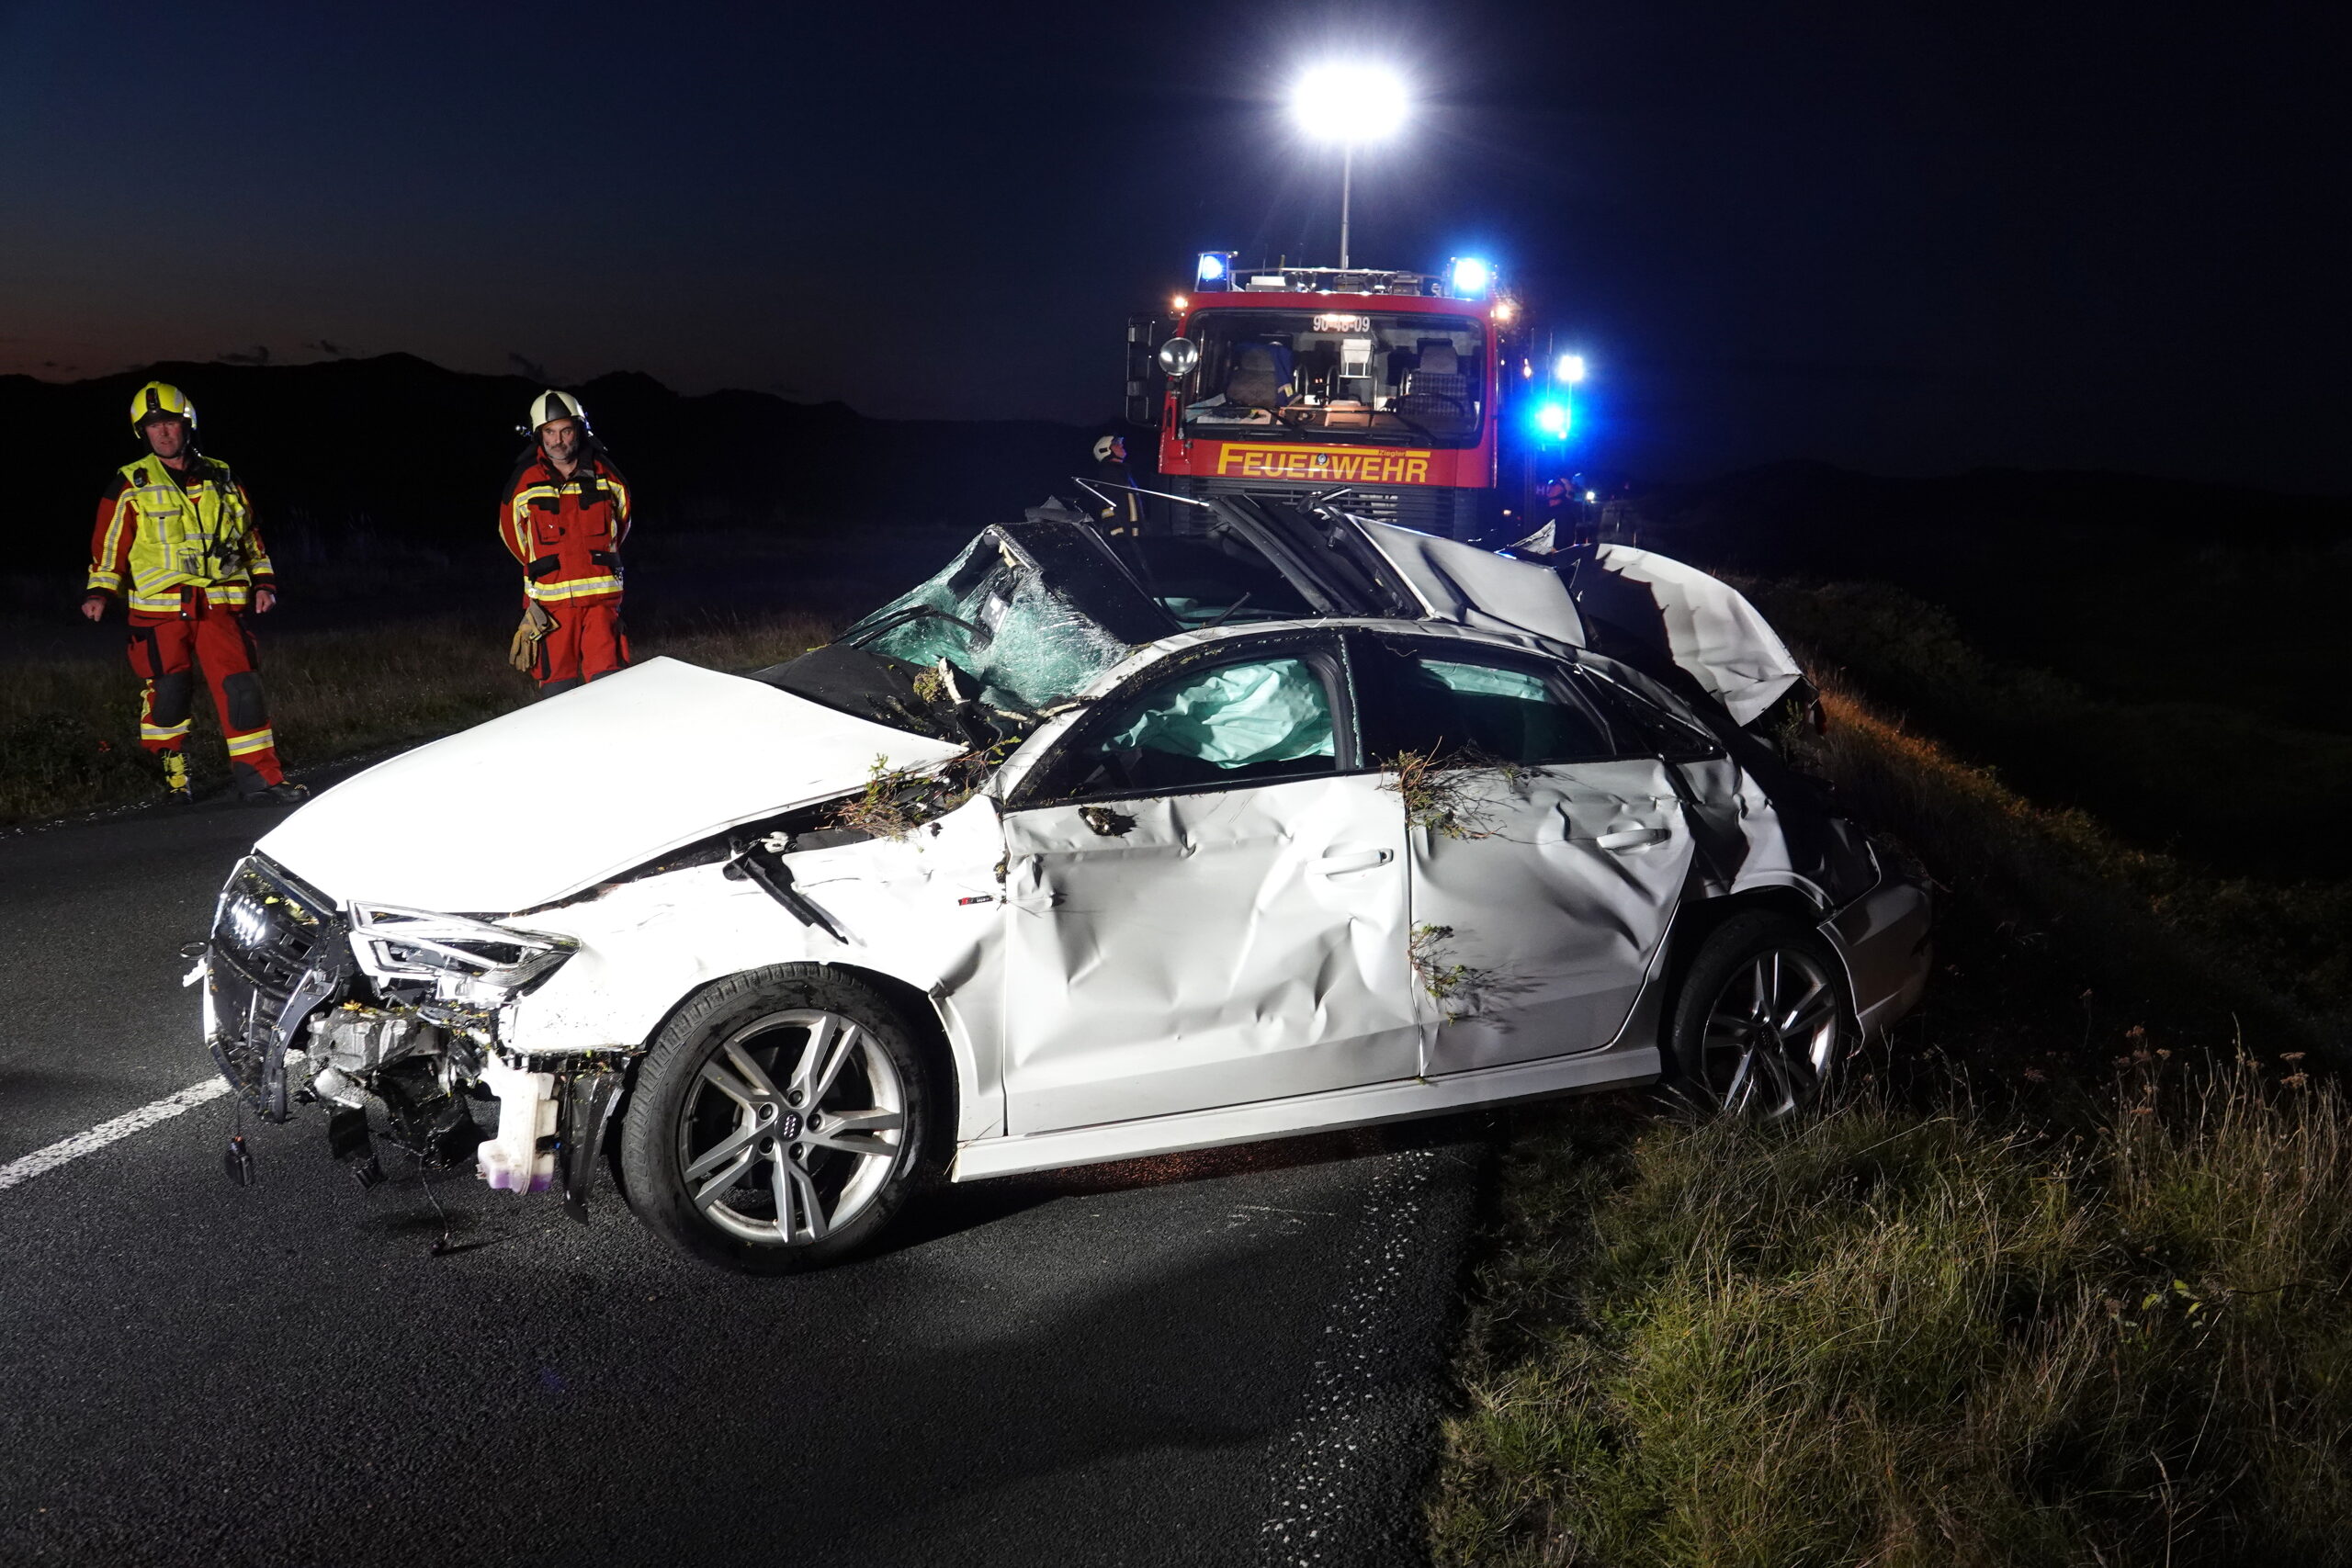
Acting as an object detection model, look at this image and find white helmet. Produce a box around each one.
[1091,434,1124,463]
[529,389,590,432]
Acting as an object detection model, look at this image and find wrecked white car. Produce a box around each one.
[199,500,1929,1272]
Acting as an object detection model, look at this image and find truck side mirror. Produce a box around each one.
[1157,337,1200,378]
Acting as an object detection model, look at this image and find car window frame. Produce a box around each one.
[1569,665,1726,764]
[1007,629,1365,810]
[1348,629,1639,768]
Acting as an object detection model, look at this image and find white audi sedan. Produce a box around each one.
[200,502,1929,1272]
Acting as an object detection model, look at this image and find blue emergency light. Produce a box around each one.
[1196,252,1236,290]
[1448,255,1491,298]
[1534,400,1572,439]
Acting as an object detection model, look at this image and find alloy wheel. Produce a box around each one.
[676,1008,908,1246]
[1696,946,1842,1116]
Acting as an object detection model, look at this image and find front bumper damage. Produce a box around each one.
[201,853,623,1213]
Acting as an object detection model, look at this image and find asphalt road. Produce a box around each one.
[0,784,1486,1567]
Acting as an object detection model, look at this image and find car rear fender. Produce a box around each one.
[1652,886,1837,1060]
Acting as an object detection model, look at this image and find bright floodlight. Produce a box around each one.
[1293,63,1409,142]
[1556,353,1588,384]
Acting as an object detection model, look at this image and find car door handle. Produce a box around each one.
[1596,827,1670,852]
[1313,846,1396,875]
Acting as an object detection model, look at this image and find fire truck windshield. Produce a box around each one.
[1178,310,1486,446]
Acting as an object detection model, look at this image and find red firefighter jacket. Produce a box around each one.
[498,451,633,604]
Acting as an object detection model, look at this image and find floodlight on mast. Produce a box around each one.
[1291,63,1408,271]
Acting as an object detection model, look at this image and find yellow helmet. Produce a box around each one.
[130,380,197,434]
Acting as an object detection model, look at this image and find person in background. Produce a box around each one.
[81,380,309,806]
[499,390,633,694]
[1092,433,1141,534]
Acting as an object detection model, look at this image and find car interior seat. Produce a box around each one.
[1225,343,1294,410]
[1396,339,1472,426]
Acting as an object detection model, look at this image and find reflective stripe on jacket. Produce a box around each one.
[498,452,632,604]
[87,456,272,614]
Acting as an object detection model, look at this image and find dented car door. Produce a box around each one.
[997,635,1419,1133]
[1352,633,1696,1074]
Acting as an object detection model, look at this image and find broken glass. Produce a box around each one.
[840,529,1157,715]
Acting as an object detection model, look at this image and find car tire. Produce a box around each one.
[619,964,941,1274]
[1666,909,1851,1117]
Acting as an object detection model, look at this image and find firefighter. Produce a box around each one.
[80,381,309,806]
[499,390,633,694]
[1091,433,1141,533]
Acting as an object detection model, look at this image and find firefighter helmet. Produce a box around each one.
[1091,434,1124,463]
[529,389,590,433]
[130,381,197,434]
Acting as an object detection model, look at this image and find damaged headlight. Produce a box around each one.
[346,905,578,1010]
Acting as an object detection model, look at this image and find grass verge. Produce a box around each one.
[0,608,836,825]
[1804,681,2352,1036]
[1430,1059,2352,1566]
[1430,598,2352,1565]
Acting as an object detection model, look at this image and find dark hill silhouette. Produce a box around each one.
[5,355,1094,574]
[1645,458,2352,582]
[1644,457,2352,742]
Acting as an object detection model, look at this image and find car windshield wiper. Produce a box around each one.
[841,604,987,649]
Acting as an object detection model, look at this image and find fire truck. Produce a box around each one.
[1123,253,1558,543]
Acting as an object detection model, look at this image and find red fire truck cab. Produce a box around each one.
[1125,257,1533,542]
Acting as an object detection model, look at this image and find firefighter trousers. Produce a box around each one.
[126,605,285,790]
[531,597,630,694]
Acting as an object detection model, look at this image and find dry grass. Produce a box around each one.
[0,608,838,823]
[1806,682,2352,1031]
[1429,593,2352,1566]
[828,739,1016,840]
[1429,1058,2352,1567]
[1381,748,1526,840]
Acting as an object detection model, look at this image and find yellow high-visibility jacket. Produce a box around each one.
[87,454,274,615]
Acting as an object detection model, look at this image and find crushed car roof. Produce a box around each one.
[756,498,1799,739]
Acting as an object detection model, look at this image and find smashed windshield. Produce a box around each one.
[830,524,1178,716]
[1179,309,1487,446]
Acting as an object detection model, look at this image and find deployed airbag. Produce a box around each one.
[1108,659,1335,768]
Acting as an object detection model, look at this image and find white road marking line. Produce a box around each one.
[0,1078,231,1192]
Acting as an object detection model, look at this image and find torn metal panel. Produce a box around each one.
[1405,760,1694,1076]
[256,657,965,915]
[1569,547,1804,726]
[999,773,1419,1134]
[1350,518,1587,649]
[500,794,1012,1143]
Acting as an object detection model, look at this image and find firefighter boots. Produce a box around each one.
[243,780,311,808]
[161,750,192,803]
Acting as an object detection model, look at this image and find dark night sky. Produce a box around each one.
[4,1,2344,491]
